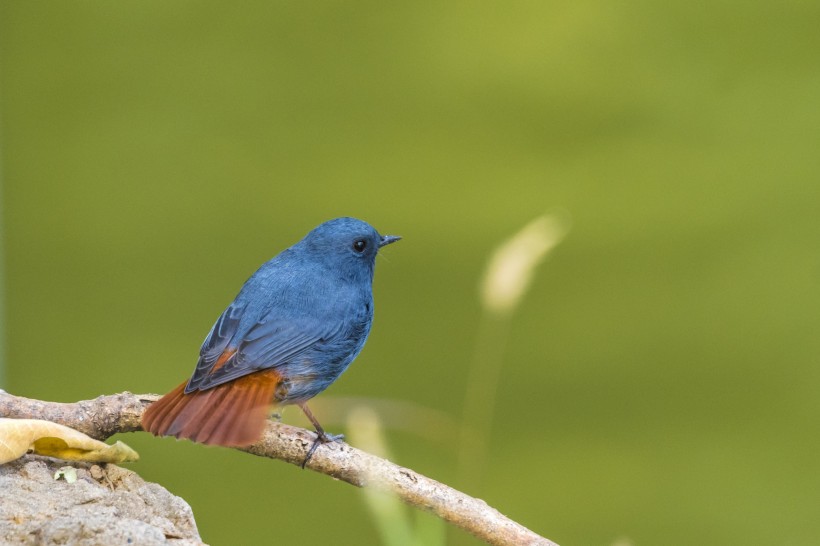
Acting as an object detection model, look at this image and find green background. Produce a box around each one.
[2,2,819,545]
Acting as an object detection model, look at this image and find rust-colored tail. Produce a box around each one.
[141,370,281,447]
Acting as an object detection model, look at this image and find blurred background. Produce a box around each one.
[2,1,819,544]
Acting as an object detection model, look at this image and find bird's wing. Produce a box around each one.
[186,302,246,391]
[186,305,343,392]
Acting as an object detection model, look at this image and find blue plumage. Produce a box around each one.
[142,217,399,461]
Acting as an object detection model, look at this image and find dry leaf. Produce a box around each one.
[0,418,139,465]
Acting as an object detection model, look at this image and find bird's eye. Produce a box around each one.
[352,239,367,253]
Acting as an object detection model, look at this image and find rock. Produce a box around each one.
[0,455,206,545]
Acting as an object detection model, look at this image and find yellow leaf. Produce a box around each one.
[0,418,139,465]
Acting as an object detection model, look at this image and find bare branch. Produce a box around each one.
[0,391,557,546]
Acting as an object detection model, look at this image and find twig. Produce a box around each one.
[0,391,557,546]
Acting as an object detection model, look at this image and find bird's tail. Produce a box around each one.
[141,370,281,447]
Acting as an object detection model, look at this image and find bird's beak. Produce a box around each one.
[379,235,401,248]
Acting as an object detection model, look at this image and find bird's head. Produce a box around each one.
[301,217,400,279]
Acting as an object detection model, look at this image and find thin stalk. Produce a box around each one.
[457,312,512,489]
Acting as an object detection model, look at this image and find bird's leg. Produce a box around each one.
[298,402,344,468]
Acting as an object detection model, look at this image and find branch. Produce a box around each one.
[0,390,557,546]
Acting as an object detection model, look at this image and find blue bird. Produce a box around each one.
[142,217,400,464]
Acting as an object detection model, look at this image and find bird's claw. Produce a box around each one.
[301,431,345,469]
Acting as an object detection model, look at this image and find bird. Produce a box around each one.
[141,217,400,465]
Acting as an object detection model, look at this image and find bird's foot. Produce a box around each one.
[301,430,345,469]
